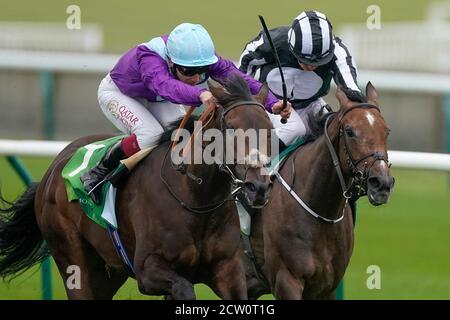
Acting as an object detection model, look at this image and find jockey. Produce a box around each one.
[81,22,291,204]
[239,10,365,148]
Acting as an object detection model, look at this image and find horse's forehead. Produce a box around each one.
[226,105,270,127]
[346,108,386,129]
[365,111,376,127]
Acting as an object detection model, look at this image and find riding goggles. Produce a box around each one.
[289,45,334,66]
[174,64,210,76]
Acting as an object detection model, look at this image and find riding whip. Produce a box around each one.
[258,15,288,124]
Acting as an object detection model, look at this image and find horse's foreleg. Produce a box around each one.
[272,267,304,300]
[136,254,196,300]
[208,255,248,300]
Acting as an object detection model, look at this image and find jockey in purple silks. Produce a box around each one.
[81,22,292,204]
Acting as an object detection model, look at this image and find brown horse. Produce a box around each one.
[241,83,395,299]
[0,75,274,299]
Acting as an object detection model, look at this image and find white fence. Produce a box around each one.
[0,139,449,172]
[1,49,450,93]
[0,22,103,53]
[338,1,450,73]
[0,50,449,163]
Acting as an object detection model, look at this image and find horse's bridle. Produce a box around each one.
[274,102,391,224]
[216,100,268,189]
[324,102,391,201]
[161,100,268,214]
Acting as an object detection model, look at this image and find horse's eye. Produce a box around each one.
[345,126,356,138]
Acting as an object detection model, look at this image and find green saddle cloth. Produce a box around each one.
[61,136,125,229]
[269,138,306,174]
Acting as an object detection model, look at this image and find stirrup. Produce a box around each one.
[86,178,106,196]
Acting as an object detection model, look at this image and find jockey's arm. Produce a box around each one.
[209,56,279,113]
[137,48,206,107]
[238,30,272,76]
[331,37,366,101]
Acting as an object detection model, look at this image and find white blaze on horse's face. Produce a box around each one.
[365,112,376,127]
[378,159,388,170]
[242,148,270,168]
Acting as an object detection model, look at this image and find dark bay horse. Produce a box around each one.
[0,75,274,299]
[242,83,395,299]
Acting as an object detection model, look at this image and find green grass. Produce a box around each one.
[0,0,434,59]
[345,169,450,299]
[0,157,449,299]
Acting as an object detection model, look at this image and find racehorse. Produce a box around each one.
[241,83,395,299]
[0,75,274,300]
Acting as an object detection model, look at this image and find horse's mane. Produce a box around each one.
[158,75,255,145]
[304,105,333,142]
[158,115,199,145]
[305,88,368,141]
[215,74,255,108]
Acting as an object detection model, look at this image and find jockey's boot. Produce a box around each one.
[80,141,127,204]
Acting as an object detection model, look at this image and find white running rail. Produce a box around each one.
[0,139,449,171]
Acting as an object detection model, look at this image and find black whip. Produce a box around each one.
[258,15,288,124]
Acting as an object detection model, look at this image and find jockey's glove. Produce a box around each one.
[343,88,367,103]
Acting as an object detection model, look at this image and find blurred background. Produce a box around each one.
[0,0,449,299]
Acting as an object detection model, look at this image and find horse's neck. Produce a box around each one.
[293,134,350,219]
[182,116,233,205]
[184,162,231,206]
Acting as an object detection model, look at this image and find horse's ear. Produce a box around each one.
[366,82,378,105]
[207,79,227,99]
[255,82,269,105]
[335,86,350,107]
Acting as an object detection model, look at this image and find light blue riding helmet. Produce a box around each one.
[166,23,218,67]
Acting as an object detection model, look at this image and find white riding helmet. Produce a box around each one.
[166,23,218,67]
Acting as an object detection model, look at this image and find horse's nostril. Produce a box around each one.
[245,182,256,193]
[368,175,395,192]
[266,182,273,196]
[390,176,395,188]
[245,181,272,196]
[368,176,381,190]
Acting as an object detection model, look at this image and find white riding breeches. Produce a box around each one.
[97,74,186,149]
[268,98,328,145]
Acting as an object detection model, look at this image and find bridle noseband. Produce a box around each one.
[217,100,268,186]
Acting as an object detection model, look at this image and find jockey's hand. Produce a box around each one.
[272,100,292,120]
[199,91,217,108]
